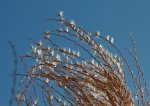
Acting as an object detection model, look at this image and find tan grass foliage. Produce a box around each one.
[12,11,150,106]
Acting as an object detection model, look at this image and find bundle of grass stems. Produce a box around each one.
[11,11,150,106]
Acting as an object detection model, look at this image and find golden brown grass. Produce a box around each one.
[11,11,150,106]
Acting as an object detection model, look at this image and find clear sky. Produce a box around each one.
[0,0,150,105]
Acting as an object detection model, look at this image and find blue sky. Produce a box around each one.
[0,0,150,105]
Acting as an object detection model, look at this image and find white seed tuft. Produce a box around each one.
[59,11,64,17]
[50,95,54,100]
[106,35,110,41]
[95,31,100,37]
[110,37,114,44]
[65,27,69,32]
[34,99,38,105]
[38,41,43,46]
[70,20,75,26]
[45,78,49,83]
[44,30,50,39]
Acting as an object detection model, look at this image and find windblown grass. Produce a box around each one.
[12,11,150,106]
